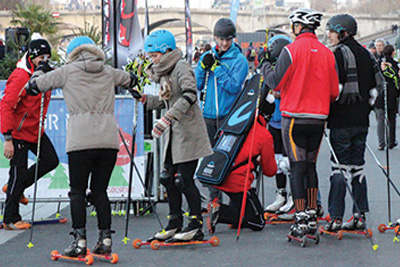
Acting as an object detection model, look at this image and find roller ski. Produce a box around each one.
[133,215,182,249]
[378,219,400,233]
[265,208,329,225]
[0,217,67,229]
[87,229,118,264]
[287,212,319,247]
[150,216,219,250]
[51,228,94,265]
[320,214,373,240]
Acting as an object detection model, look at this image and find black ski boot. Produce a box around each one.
[324,217,342,232]
[152,215,183,241]
[306,209,318,235]
[172,215,204,241]
[64,228,87,257]
[342,213,366,231]
[92,229,112,255]
[288,212,308,238]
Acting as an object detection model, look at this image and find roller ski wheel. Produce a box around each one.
[150,237,220,250]
[395,225,400,235]
[87,249,118,264]
[50,250,94,265]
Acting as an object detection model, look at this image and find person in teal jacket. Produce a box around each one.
[195,18,248,202]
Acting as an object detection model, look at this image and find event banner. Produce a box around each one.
[103,0,144,70]
[0,81,145,201]
[185,0,193,63]
[230,0,240,24]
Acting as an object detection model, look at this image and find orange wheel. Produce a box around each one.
[326,214,331,222]
[85,255,94,265]
[132,239,142,249]
[337,231,343,240]
[210,236,220,247]
[59,218,68,223]
[367,229,373,238]
[378,224,386,233]
[51,250,59,261]
[150,240,160,250]
[395,225,400,235]
[110,253,119,264]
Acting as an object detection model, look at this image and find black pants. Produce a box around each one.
[281,117,324,211]
[4,133,59,224]
[163,147,201,218]
[218,188,265,231]
[68,149,117,230]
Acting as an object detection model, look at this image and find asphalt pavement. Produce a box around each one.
[1,114,400,267]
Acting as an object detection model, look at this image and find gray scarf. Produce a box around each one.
[336,44,363,105]
[145,49,182,100]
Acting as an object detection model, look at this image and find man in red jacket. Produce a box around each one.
[261,8,339,239]
[206,91,278,233]
[0,37,59,230]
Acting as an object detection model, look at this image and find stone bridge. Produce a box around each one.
[0,8,398,44]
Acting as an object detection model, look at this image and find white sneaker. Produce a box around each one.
[265,189,286,213]
[277,194,294,214]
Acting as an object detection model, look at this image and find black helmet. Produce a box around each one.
[267,35,292,63]
[395,34,400,50]
[213,18,236,39]
[326,14,357,37]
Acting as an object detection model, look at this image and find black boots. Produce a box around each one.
[64,228,87,257]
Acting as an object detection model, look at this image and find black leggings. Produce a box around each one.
[68,149,117,230]
[217,188,265,231]
[4,133,59,224]
[163,146,201,218]
[281,117,324,211]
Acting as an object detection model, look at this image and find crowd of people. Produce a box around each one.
[1,7,400,257]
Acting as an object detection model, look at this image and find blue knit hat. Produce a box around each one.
[67,36,95,56]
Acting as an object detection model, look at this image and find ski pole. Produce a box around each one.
[236,76,262,242]
[324,131,378,251]
[383,78,392,224]
[27,92,45,249]
[366,143,400,198]
[201,71,209,112]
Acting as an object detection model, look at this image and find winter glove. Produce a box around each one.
[35,60,53,73]
[152,112,174,139]
[201,53,215,70]
[25,80,41,96]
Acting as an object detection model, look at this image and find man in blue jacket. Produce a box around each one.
[195,18,248,202]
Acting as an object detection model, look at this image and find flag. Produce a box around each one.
[230,0,240,24]
[144,0,149,40]
[185,0,193,63]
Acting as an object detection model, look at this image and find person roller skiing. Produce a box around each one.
[0,35,59,230]
[26,36,139,257]
[325,14,384,232]
[261,8,339,240]
[206,89,278,233]
[195,18,248,205]
[140,30,212,241]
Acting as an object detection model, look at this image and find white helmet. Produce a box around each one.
[288,8,323,29]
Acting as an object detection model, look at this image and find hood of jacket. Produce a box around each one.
[67,44,105,73]
[212,42,243,60]
[16,52,34,75]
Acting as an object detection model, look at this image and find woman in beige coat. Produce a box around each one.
[26,36,138,258]
[141,30,212,242]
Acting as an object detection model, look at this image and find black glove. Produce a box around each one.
[127,72,142,99]
[128,87,143,99]
[201,53,215,70]
[35,60,53,73]
[25,80,40,96]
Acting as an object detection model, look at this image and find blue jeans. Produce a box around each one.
[328,127,369,219]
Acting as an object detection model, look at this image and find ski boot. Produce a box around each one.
[342,213,366,231]
[324,217,342,232]
[171,215,204,242]
[92,229,112,255]
[265,189,287,213]
[306,209,318,235]
[317,204,325,218]
[206,198,220,234]
[287,212,309,247]
[152,214,183,241]
[276,194,294,214]
[64,228,87,257]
